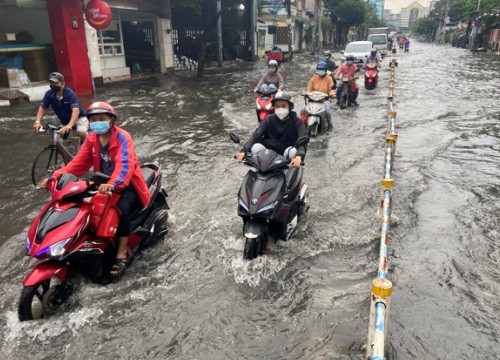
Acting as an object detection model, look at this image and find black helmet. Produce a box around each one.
[272,91,294,110]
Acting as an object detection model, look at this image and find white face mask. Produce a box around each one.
[275,108,289,120]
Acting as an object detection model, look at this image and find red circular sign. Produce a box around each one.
[85,0,112,30]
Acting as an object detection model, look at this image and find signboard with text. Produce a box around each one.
[85,0,112,30]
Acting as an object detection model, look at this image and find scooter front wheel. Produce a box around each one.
[18,281,51,321]
[243,235,268,260]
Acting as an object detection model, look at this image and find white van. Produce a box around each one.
[367,34,388,57]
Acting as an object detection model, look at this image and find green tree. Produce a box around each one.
[412,15,440,40]
[337,0,367,27]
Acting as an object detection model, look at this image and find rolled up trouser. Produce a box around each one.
[324,99,332,126]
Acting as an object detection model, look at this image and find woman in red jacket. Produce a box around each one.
[40,102,151,277]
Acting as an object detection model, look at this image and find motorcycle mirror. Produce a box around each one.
[229,132,241,144]
[295,136,310,148]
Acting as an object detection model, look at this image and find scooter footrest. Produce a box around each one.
[133,226,150,236]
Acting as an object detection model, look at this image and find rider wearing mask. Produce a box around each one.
[39,102,151,278]
[236,91,307,168]
[33,72,88,142]
[322,50,337,72]
[336,55,360,106]
[322,50,338,87]
[367,48,382,68]
[303,61,335,130]
[253,60,284,93]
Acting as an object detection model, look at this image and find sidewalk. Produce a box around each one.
[0,81,48,106]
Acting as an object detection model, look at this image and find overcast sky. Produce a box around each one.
[384,0,432,12]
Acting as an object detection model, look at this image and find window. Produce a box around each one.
[98,20,124,57]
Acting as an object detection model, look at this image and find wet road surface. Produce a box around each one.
[0,41,499,359]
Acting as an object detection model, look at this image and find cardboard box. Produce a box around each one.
[0,68,21,88]
[18,70,31,86]
[22,50,50,82]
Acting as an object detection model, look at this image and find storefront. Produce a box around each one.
[0,0,54,101]
[0,0,174,100]
[85,0,174,85]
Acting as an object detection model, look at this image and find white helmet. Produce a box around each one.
[268,60,278,68]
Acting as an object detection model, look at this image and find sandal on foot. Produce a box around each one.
[110,257,129,278]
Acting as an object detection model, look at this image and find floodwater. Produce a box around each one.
[0,42,498,359]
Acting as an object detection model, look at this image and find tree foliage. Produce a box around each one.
[336,0,367,27]
[412,0,500,40]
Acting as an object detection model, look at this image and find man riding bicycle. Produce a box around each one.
[33,72,88,142]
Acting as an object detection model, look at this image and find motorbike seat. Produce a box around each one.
[141,167,155,187]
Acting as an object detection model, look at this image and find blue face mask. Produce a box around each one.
[317,70,326,77]
[90,121,111,134]
[346,60,354,66]
[323,56,329,61]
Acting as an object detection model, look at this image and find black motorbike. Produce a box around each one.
[338,77,357,110]
[230,133,310,260]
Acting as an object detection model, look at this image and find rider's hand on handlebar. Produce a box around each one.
[98,184,115,194]
[236,152,245,163]
[33,122,42,133]
[289,156,302,168]
[59,125,72,135]
[253,87,258,93]
[38,177,50,189]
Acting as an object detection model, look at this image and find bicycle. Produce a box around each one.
[31,124,80,187]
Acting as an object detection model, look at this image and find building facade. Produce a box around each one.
[367,0,385,20]
[0,0,175,95]
[400,1,429,30]
[384,12,401,29]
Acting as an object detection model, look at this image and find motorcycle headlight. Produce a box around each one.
[238,198,249,212]
[257,203,276,214]
[265,103,273,110]
[49,238,71,257]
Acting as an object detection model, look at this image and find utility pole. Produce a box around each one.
[0,0,6,43]
[286,0,293,60]
[216,0,223,67]
[250,0,256,61]
[273,1,279,46]
[313,0,319,53]
[317,0,323,52]
[443,0,449,39]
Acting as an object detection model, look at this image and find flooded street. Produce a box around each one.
[0,41,499,359]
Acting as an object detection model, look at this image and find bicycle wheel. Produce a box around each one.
[31,146,66,187]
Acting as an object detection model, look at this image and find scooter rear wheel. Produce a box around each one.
[340,95,348,110]
[307,122,319,138]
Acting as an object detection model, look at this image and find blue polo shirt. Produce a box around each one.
[40,87,86,125]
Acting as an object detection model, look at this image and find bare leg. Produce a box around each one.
[117,236,128,259]
[77,131,86,144]
[110,236,129,277]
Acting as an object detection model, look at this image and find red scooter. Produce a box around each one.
[364,61,379,90]
[255,88,277,122]
[19,162,169,321]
